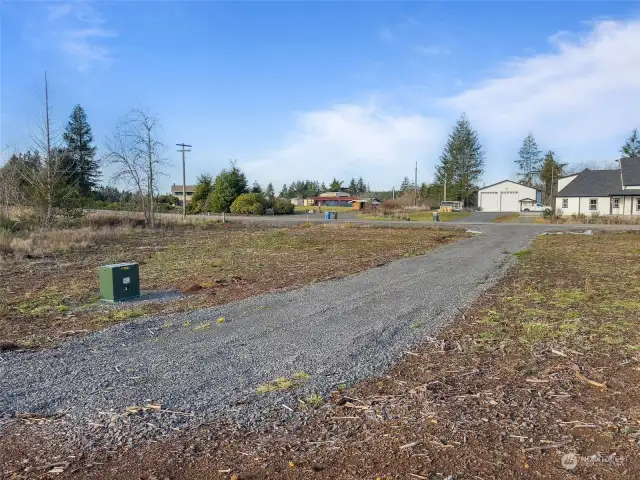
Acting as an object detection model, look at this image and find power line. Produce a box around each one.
[176,143,192,217]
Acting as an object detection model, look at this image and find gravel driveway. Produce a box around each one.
[0,225,537,447]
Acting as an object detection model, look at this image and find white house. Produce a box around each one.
[555,157,640,216]
[477,180,539,212]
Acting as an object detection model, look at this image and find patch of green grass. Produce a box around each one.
[410,321,424,329]
[216,316,225,325]
[257,377,296,394]
[359,211,471,222]
[521,322,554,344]
[513,249,531,258]
[183,320,191,327]
[553,289,586,307]
[303,393,325,408]
[15,289,68,317]
[477,331,500,341]
[162,320,173,329]
[257,373,311,394]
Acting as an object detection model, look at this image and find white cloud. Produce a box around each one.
[46,2,117,72]
[247,18,640,189]
[244,103,445,189]
[443,20,640,150]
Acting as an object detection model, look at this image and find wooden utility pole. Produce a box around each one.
[176,143,192,217]
[414,161,418,206]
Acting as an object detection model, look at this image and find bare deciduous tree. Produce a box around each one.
[15,73,78,226]
[104,109,168,227]
[0,159,22,218]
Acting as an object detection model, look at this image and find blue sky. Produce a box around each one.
[2,1,640,192]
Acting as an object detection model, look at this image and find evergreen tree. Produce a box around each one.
[329,178,343,191]
[189,173,213,214]
[265,182,275,200]
[356,177,366,195]
[63,104,99,196]
[621,128,640,158]
[435,114,485,206]
[539,151,567,204]
[348,177,358,196]
[251,181,262,193]
[204,161,248,212]
[516,133,542,186]
[320,182,327,192]
[400,176,411,193]
[279,184,288,198]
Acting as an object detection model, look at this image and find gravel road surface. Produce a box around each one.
[0,225,563,447]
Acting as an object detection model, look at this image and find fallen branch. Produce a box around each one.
[399,441,420,450]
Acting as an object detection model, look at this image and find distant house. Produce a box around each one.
[350,198,381,210]
[171,184,196,206]
[309,192,360,207]
[555,157,640,216]
[289,197,304,206]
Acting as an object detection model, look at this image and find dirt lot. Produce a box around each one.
[0,222,464,349]
[3,230,637,480]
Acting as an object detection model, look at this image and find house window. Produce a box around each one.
[613,198,620,209]
[637,198,640,211]
[589,199,597,211]
[562,199,568,209]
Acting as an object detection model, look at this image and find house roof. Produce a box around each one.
[620,157,640,185]
[478,179,537,192]
[519,198,536,202]
[171,184,196,193]
[556,169,623,197]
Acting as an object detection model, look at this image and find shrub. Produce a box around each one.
[0,215,20,232]
[0,228,14,256]
[272,198,294,215]
[230,193,267,215]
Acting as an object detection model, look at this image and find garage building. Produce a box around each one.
[477,180,538,212]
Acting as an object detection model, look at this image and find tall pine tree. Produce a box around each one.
[265,182,275,200]
[400,176,411,193]
[435,114,485,206]
[620,128,640,158]
[516,133,542,186]
[63,105,99,196]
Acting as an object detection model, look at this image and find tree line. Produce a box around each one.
[277,177,369,199]
[3,75,639,223]
[186,162,294,215]
[512,128,639,204]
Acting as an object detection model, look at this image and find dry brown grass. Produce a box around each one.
[5,227,132,259]
[537,214,640,225]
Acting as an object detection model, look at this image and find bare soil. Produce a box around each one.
[0,223,464,349]
[2,231,639,480]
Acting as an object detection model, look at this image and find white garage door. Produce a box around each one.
[500,191,519,212]
[480,192,499,211]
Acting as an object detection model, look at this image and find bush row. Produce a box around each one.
[230,194,294,215]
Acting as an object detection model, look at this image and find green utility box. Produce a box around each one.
[99,263,140,302]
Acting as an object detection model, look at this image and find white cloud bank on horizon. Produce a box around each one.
[244,102,445,189]
[247,18,640,189]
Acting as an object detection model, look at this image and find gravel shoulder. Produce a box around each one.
[2,225,536,448]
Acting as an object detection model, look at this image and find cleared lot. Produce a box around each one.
[17,230,634,480]
[0,223,465,349]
